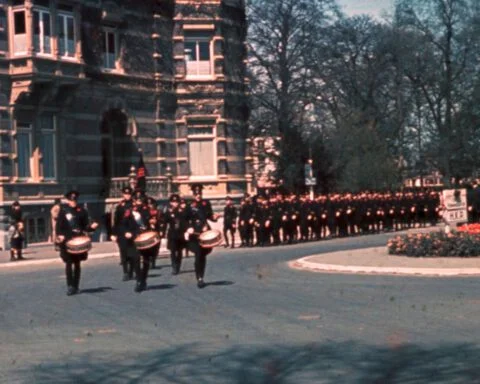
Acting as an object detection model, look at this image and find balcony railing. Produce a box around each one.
[108,177,170,199]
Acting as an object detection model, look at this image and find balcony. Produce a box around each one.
[108,176,170,199]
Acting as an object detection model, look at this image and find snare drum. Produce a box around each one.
[65,236,92,255]
[134,231,161,251]
[198,229,222,248]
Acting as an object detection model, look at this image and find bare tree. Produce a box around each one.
[395,0,480,185]
[247,0,339,191]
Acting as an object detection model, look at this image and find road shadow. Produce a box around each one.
[79,287,114,294]
[14,341,480,383]
[147,284,176,291]
[205,280,235,288]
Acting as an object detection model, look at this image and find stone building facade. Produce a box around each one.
[0,0,249,248]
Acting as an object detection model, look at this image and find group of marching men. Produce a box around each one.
[17,185,477,295]
[53,184,218,296]
[221,190,443,247]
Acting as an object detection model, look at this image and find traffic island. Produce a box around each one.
[290,247,480,277]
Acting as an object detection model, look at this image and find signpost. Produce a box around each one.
[304,161,316,199]
[441,189,468,231]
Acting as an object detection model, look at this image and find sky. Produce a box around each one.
[336,0,396,19]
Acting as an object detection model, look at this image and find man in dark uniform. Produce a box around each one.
[239,193,255,247]
[56,190,98,296]
[186,184,218,288]
[223,196,237,248]
[270,194,283,245]
[111,186,137,281]
[131,194,154,292]
[164,193,188,275]
[146,196,164,269]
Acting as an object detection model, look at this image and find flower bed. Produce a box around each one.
[457,223,480,234]
[387,231,480,257]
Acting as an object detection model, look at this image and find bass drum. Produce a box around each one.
[198,229,223,249]
[135,231,161,251]
[65,236,92,255]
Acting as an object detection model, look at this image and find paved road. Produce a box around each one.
[1,233,480,383]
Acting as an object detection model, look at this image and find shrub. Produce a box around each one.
[387,231,480,257]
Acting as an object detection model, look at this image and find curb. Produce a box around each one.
[0,250,171,269]
[289,257,480,277]
[0,252,118,269]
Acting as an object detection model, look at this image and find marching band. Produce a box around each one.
[50,185,446,296]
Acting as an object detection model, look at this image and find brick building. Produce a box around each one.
[0,0,249,248]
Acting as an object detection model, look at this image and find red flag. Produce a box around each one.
[136,153,147,192]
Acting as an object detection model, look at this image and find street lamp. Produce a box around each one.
[166,166,173,196]
[305,158,315,200]
[128,165,136,191]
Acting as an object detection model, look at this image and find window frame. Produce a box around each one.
[57,11,76,60]
[184,34,213,79]
[102,27,120,72]
[39,114,57,181]
[0,5,8,55]
[12,8,27,56]
[15,122,32,181]
[33,7,52,56]
[187,120,217,179]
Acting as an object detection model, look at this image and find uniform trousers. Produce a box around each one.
[187,237,211,280]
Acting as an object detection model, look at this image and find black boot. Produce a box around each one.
[17,250,24,260]
[67,286,76,296]
[10,250,15,261]
[197,278,206,289]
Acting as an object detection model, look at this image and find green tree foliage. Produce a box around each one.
[247,0,480,192]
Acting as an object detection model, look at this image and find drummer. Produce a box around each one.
[131,192,154,293]
[186,184,219,288]
[55,190,98,296]
[146,196,163,269]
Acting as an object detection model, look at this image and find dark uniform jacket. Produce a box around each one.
[223,205,238,229]
[56,204,95,262]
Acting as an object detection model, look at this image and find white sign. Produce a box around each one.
[304,164,313,179]
[305,177,317,186]
[441,189,468,225]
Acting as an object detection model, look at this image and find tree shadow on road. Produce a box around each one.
[14,341,480,383]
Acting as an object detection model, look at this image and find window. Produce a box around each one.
[184,32,212,77]
[16,123,31,179]
[13,10,26,55]
[39,114,56,179]
[102,29,118,70]
[0,7,7,54]
[33,9,51,54]
[188,121,216,177]
[58,13,75,58]
[27,216,48,243]
[0,110,9,130]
